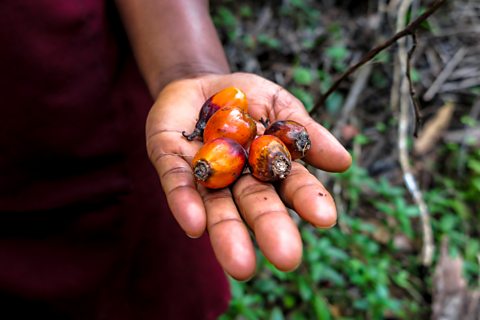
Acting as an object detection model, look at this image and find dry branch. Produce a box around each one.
[310,0,447,116]
[395,0,434,266]
[423,47,467,101]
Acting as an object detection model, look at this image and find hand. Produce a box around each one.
[146,73,351,280]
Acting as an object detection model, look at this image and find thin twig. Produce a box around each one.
[333,180,350,234]
[310,0,447,116]
[396,0,434,266]
[423,47,468,101]
[406,32,423,136]
[332,64,373,138]
[309,65,373,188]
[440,76,480,92]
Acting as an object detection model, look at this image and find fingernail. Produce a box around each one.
[185,232,202,239]
[312,221,337,229]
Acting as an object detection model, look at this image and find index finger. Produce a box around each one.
[147,131,207,238]
[259,87,352,172]
[301,117,352,172]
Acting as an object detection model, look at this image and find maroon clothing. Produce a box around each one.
[0,1,230,319]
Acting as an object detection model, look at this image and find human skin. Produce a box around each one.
[116,0,352,280]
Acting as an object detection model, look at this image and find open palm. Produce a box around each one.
[146,73,351,280]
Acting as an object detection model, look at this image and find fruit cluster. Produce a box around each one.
[183,87,311,189]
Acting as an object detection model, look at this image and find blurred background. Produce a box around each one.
[210,0,480,319]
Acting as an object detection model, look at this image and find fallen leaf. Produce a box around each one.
[415,102,455,155]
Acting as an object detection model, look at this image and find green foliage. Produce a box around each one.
[325,92,344,115]
[223,159,423,319]
[239,4,253,18]
[257,34,281,49]
[292,67,314,86]
[280,0,322,27]
[325,45,349,72]
[223,142,479,319]
[213,6,238,41]
[212,1,479,318]
[410,68,421,83]
[425,144,480,284]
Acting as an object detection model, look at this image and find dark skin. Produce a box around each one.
[116,0,352,280]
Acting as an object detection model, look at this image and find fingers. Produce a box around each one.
[149,130,258,280]
[151,152,206,238]
[147,123,208,237]
[279,162,337,228]
[302,119,352,172]
[207,162,335,277]
[147,74,349,278]
[233,175,303,272]
[258,86,352,172]
[145,79,209,237]
[198,186,256,280]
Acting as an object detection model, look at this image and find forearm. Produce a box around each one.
[115,0,230,97]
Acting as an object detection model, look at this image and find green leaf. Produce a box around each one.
[410,68,420,83]
[229,278,244,298]
[270,307,285,320]
[353,298,369,310]
[283,294,296,309]
[467,158,480,174]
[373,201,394,215]
[290,311,308,320]
[257,34,281,49]
[297,276,313,301]
[314,265,346,286]
[239,4,253,17]
[392,270,410,288]
[439,215,458,232]
[375,284,390,300]
[460,115,477,127]
[215,6,237,28]
[325,246,349,262]
[290,0,305,8]
[375,121,387,132]
[241,307,262,320]
[325,45,348,61]
[325,92,343,115]
[318,70,332,92]
[312,295,332,320]
[353,133,370,145]
[264,259,288,280]
[293,67,314,85]
[472,177,480,192]
[451,198,471,219]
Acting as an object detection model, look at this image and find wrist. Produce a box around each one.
[150,60,230,99]
[116,0,231,99]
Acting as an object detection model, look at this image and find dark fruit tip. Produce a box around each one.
[259,117,270,128]
[182,128,202,141]
[193,160,211,181]
[295,131,311,156]
[272,153,291,180]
